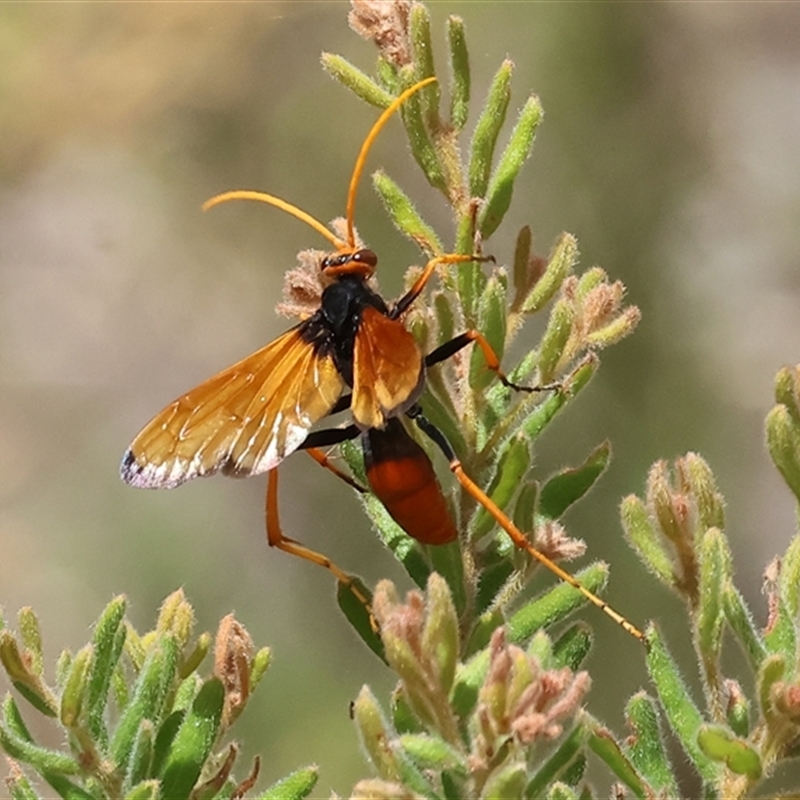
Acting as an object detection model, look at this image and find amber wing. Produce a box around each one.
[351,306,425,430]
[121,326,344,488]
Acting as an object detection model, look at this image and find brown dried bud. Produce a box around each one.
[349,0,412,67]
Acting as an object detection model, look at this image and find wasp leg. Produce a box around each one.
[265,467,372,613]
[392,254,495,318]
[299,423,367,493]
[409,410,645,643]
[303,448,366,493]
[298,424,367,494]
[425,330,561,394]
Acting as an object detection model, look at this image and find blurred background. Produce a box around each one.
[2,2,800,794]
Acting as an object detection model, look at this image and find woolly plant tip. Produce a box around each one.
[470,629,590,776]
[774,363,800,425]
[681,452,726,532]
[372,577,461,742]
[516,231,576,316]
[349,0,412,68]
[646,459,699,607]
[214,614,255,730]
[766,404,800,503]
[156,589,194,648]
[352,685,400,781]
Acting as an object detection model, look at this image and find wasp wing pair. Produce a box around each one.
[121,79,474,586]
[121,246,458,547]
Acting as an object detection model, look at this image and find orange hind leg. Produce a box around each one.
[264,464,372,610]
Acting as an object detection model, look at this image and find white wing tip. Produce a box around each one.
[120,449,190,489]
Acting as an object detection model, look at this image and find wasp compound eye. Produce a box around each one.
[353,249,378,268]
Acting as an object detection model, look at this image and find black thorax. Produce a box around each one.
[299,277,388,387]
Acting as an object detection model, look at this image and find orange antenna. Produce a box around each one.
[345,77,437,247]
[202,190,347,251]
[202,77,436,252]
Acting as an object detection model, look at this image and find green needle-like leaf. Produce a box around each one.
[250,646,272,691]
[774,364,800,425]
[86,596,127,746]
[585,716,647,799]
[506,564,609,643]
[763,589,797,661]
[479,94,543,240]
[512,224,532,304]
[644,626,718,783]
[525,723,587,799]
[0,632,57,717]
[517,376,574,443]
[151,710,185,779]
[372,169,443,255]
[17,610,43,679]
[158,678,224,800]
[375,56,400,95]
[178,632,210,681]
[123,781,159,800]
[111,636,179,771]
[552,624,593,671]
[725,681,751,739]
[257,766,319,800]
[3,694,33,744]
[696,528,731,670]
[352,685,399,780]
[537,298,574,384]
[697,724,762,779]
[469,273,507,394]
[433,290,456,345]
[757,653,785,726]
[337,579,386,664]
[780,532,800,617]
[483,762,527,800]
[471,434,530,539]
[766,405,800,503]
[513,481,539,532]
[447,16,469,130]
[399,69,446,192]
[409,4,439,127]
[321,53,393,108]
[59,645,91,729]
[620,495,674,588]
[399,732,466,773]
[624,692,678,798]
[682,453,726,533]
[429,541,466,618]
[41,773,96,800]
[0,712,82,776]
[519,233,577,316]
[539,441,610,520]
[469,60,513,198]
[124,720,154,792]
[722,583,767,670]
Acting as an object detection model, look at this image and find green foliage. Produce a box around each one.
[0,591,315,800]
[4,3,800,799]
[326,4,800,798]
[621,445,800,797]
[331,2,641,663]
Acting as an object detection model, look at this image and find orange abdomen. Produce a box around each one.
[364,420,457,546]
